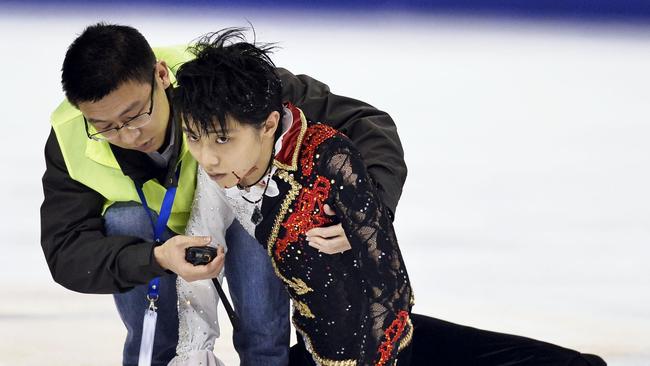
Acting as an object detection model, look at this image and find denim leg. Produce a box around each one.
[225,219,291,366]
[104,202,178,366]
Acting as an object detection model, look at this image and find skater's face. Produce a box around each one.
[183,112,279,189]
[77,61,172,153]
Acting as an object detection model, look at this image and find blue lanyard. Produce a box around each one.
[134,163,182,302]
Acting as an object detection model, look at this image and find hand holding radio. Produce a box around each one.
[153,235,224,282]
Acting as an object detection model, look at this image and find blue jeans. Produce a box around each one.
[104,202,290,366]
[105,202,178,366]
[225,220,290,365]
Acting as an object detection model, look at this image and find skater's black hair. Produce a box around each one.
[173,27,283,139]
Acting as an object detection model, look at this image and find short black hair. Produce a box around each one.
[61,23,156,106]
[173,27,283,138]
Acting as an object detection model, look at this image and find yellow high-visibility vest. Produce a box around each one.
[50,46,197,234]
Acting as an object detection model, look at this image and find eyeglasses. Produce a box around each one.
[84,70,156,141]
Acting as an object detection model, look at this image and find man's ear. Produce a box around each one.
[262,111,280,138]
[155,60,171,89]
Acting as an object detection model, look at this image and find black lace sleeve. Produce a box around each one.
[317,134,414,365]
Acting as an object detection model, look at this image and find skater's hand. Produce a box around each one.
[305,204,352,255]
[154,235,225,282]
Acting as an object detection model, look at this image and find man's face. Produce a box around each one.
[77,62,171,152]
[183,112,279,189]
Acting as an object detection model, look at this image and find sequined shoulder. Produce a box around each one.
[299,123,340,177]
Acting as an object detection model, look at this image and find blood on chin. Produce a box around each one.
[222,172,241,189]
[231,166,259,188]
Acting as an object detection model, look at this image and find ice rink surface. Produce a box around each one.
[0,5,648,365]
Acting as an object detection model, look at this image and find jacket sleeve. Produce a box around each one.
[277,67,407,217]
[317,134,414,365]
[40,129,168,294]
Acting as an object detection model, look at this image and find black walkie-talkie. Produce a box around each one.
[185,246,218,265]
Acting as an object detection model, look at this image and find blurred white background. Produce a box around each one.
[0,3,648,365]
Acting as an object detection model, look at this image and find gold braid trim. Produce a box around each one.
[398,317,414,352]
[274,109,308,171]
[290,277,314,296]
[266,170,310,294]
[294,300,316,319]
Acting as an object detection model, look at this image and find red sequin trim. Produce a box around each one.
[376,310,410,366]
[300,124,338,177]
[275,175,332,260]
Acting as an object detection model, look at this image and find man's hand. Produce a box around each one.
[153,235,225,282]
[306,204,352,255]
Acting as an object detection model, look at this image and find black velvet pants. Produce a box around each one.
[289,313,607,366]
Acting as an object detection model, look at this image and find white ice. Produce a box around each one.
[0,5,648,365]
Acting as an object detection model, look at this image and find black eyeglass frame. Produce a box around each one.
[84,70,157,141]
